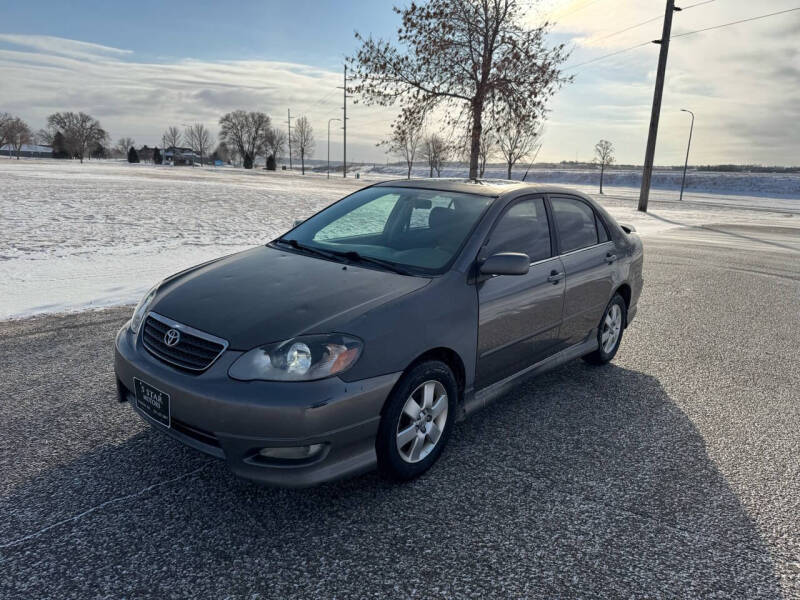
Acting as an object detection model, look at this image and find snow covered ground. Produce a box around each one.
[1,158,798,320]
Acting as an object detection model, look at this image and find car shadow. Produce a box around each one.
[0,362,783,598]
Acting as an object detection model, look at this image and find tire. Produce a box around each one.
[583,293,627,365]
[376,360,457,481]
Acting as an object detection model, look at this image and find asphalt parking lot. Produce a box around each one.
[1,222,799,599]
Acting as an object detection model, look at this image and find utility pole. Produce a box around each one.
[327,117,341,179]
[338,65,352,177]
[679,108,694,201]
[638,0,681,213]
[287,109,293,170]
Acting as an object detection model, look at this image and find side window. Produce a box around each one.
[551,197,599,253]
[487,197,551,263]
[596,213,610,243]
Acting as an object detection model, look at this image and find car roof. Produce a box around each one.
[372,178,591,200]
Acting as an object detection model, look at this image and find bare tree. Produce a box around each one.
[477,129,494,178]
[350,0,569,179]
[420,133,449,177]
[5,117,32,159]
[382,109,423,179]
[46,112,107,163]
[162,126,182,150]
[594,139,615,194]
[35,128,54,146]
[219,110,271,169]
[116,137,136,157]
[291,116,315,175]
[184,123,214,166]
[261,126,287,164]
[461,127,494,178]
[497,121,540,179]
[0,113,12,153]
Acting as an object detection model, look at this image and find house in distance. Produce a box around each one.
[164,146,200,166]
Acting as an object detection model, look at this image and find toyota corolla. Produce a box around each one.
[114,179,643,487]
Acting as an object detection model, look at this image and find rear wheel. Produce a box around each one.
[376,361,457,481]
[583,293,626,365]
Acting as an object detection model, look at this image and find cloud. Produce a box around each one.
[0,34,132,59]
[0,40,393,161]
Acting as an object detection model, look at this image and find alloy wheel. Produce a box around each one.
[396,380,448,463]
[601,303,623,354]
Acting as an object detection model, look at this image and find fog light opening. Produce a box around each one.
[258,443,325,461]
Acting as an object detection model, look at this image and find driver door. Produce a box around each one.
[476,196,565,389]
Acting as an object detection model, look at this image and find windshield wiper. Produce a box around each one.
[275,239,414,276]
[332,250,414,276]
[274,238,344,262]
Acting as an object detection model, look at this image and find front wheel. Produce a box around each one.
[376,360,457,481]
[583,293,627,365]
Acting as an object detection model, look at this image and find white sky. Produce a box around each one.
[0,0,798,166]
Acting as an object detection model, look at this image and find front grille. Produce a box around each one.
[142,313,227,372]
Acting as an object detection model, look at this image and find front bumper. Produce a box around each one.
[114,324,400,487]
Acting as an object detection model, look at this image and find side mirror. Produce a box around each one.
[293,219,304,227]
[479,252,530,276]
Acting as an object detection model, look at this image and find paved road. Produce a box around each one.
[1,224,798,599]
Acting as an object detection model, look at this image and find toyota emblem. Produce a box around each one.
[164,328,181,347]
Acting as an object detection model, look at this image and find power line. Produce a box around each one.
[585,1,715,47]
[297,87,339,116]
[589,15,662,44]
[671,6,800,38]
[680,0,717,11]
[564,40,651,71]
[565,3,795,72]
[542,0,610,24]
[558,0,606,18]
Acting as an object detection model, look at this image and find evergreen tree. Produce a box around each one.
[153,146,162,165]
[91,143,108,159]
[128,146,140,163]
[52,131,68,159]
[266,154,276,171]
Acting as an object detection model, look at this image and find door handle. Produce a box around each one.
[547,270,565,284]
[605,253,618,264]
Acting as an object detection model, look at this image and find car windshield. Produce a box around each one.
[276,186,493,274]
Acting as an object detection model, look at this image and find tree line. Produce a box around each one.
[0,109,317,172]
[1,111,109,162]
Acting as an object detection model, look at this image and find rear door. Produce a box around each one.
[476,196,566,389]
[549,195,616,345]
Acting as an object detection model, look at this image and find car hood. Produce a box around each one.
[151,245,430,350]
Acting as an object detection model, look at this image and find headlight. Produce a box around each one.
[130,284,158,334]
[229,334,363,382]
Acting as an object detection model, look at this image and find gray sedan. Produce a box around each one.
[114,179,643,486]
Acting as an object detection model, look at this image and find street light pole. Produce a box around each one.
[679,108,694,201]
[327,118,341,179]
